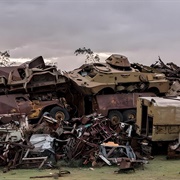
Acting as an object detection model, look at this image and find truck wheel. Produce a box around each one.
[123,109,136,123]
[50,106,70,121]
[108,110,123,125]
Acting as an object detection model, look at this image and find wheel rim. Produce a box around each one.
[55,111,65,121]
[111,115,121,125]
[128,114,135,121]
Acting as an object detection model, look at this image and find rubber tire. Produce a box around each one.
[122,109,136,123]
[108,110,123,125]
[50,106,70,121]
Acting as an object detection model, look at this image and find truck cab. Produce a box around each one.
[0,94,70,124]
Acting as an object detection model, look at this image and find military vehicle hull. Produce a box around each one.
[65,60,170,95]
[136,96,180,141]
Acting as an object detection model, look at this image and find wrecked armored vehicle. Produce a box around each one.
[0,56,68,97]
[64,54,170,96]
[0,94,70,124]
[0,56,70,123]
[136,96,180,141]
[136,96,180,158]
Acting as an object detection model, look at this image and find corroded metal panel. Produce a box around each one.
[95,93,155,116]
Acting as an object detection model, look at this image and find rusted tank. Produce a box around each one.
[64,54,170,96]
[0,56,68,95]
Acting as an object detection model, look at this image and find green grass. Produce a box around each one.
[0,156,179,180]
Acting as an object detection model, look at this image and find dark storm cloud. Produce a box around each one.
[0,0,180,70]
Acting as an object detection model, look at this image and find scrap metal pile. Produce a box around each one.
[132,57,180,96]
[0,113,148,172]
[151,57,180,81]
[0,54,179,173]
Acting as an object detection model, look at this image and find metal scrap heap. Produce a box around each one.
[132,57,180,96]
[0,54,179,174]
[0,113,149,172]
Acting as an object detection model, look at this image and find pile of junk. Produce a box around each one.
[0,112,150,173]
[0,54,179,175]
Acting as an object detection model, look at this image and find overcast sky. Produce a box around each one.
[0,0,180,70]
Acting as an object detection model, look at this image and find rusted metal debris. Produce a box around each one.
[167,133,180,159]
[0,112,150,173]
[151,57,180,81]
[0,56,71,124]
[0,114,32,172]
[131,57,180,81]
[0,54,179,174]
[29,169,70,179]
[132,57,180,96]
[0,93,70,124]
[0,105,178,174]
[167,81,180,96]
[61,114,149,172]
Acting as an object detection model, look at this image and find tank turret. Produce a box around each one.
[106,54,130,68]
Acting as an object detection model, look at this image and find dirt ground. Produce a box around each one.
[0,156,179,180]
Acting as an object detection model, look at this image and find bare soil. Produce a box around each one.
[0,156,179,180]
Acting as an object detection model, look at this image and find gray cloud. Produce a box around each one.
[0,0,180,70]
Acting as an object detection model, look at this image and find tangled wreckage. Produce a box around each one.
[0,54,179,174]
[0,113,148,173]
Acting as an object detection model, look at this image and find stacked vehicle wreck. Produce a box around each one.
[64,54,179,162]
[0,56,71,171]
[64,54,170,124]
[0,56,70,123]
[0,54,179,173]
